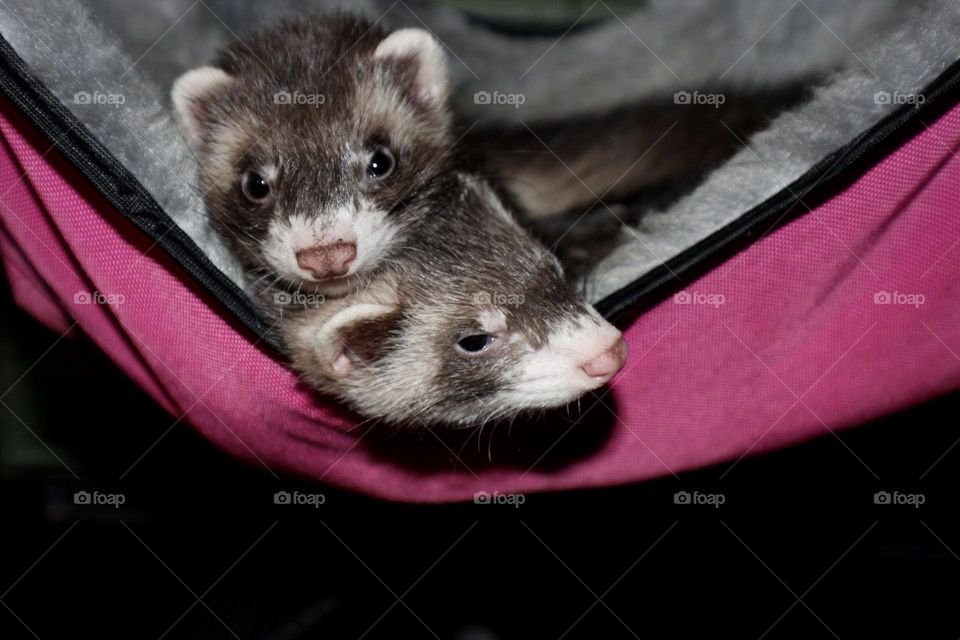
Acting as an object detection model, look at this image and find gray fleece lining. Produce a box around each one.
[0,0,955,305]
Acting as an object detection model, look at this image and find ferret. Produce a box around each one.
[169,14,626,427]
[280,173,628,428]
[469,84,816,219]
[171,14,453,297]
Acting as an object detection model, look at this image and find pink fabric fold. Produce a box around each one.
[1,95,958,502]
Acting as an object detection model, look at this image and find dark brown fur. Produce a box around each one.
[467,84,816,218]
[185,14,453,284]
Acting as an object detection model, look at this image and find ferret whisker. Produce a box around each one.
[455,426,478,464]
[347,412,384,434]
[487,421,500,462]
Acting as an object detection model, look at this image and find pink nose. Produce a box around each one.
[581,336,628,380]
[296,241,357,279]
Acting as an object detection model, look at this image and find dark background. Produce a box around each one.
[2,275,959,639]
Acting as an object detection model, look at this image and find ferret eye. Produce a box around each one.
[242,171,271,202]
[457,334,495,354]
[366,148,395,179]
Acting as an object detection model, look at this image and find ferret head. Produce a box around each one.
[287,175,628,427]
[171,15,452,295]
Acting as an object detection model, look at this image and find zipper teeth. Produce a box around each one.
[0,35,283,352]
[595,56,960,321]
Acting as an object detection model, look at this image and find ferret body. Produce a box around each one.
[469,84,815,219]
[172,14,453,297]
[280,173,628,427]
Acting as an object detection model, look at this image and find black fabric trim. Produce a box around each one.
[0,35,282,351]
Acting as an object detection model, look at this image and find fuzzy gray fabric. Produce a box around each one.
[0,0,954,303]
[0,0,245,284]
[588,0,959,299]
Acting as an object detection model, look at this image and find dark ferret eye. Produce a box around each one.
[241,171,271,202]
[366,147,395,179]
[457,334,495,354]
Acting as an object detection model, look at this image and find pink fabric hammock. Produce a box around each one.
[1,81,959,501]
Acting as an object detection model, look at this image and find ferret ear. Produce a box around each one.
[314,303,400,380]
[171,66,234,144]
[374,28,449,109]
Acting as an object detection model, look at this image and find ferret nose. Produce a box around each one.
[581,336,628,381]
[296,241,357,279]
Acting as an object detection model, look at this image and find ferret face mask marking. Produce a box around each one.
[172,17,452,295]
[287,176,629,428]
